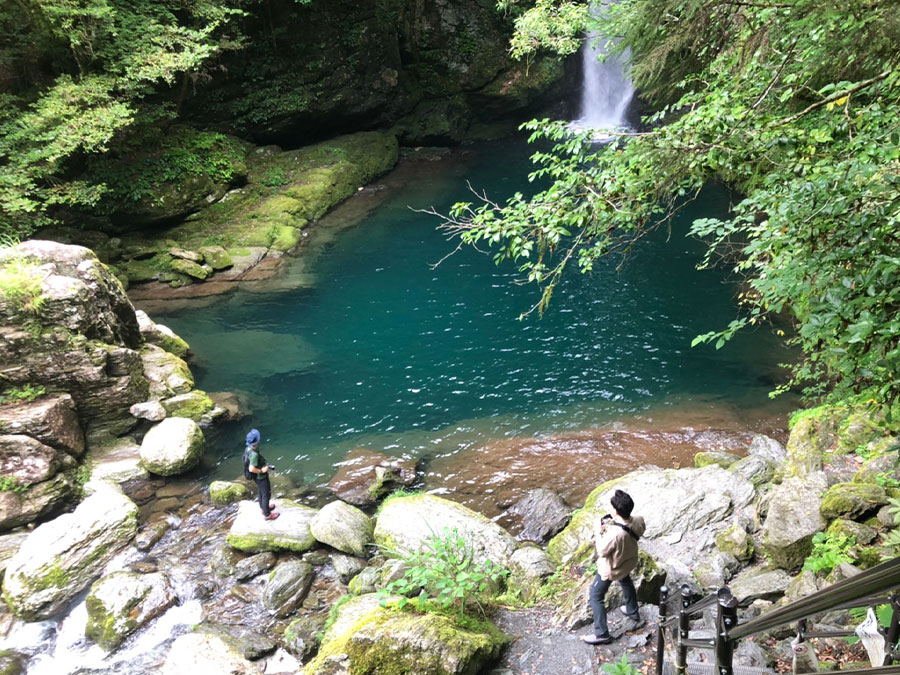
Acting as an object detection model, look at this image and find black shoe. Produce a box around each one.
[582,634,614,645]
[623,616,646,631]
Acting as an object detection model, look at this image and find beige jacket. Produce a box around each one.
[595,514,645,581]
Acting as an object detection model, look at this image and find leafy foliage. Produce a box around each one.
[380,528,509,621]
[602,654,642,675]
[0,383,47,406]
[880,498,900,561]
[443,0,900,409]
[803,531,856,575]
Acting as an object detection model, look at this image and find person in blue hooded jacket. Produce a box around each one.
[245,429,279,520]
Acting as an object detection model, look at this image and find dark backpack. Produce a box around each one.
[242,446,265,480]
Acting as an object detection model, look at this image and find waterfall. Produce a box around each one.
[572,4,634,132]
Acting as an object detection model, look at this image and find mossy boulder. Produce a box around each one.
[2,485,138,621]
[261,560,314,618]
[310,500,373,557]
[820,482,887,520]
[226,500,317,553]
[825,518,877,545]
[198,246,233,270]
[210,480,252,505]
[139,417,204,476]
[160,390,215,422]
[716,525,754,562]
[853,451,900,484]
[303,594,510,675]
[135,310,191,358]
[729,454,775,487]
[140,345,194,399]
[374,493,517,568]
[694,451,741,469]
[85,571,176,651]
[169,258,211,280]
[761,473,828,570]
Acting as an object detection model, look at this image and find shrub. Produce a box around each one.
[803,531,856,575]
[0,383,46,405]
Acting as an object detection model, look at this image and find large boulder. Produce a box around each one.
[761,472,828,569]
[374,493,518,568]
[0,434,73,485]
[301,593,509,675]
[547,465,756,572]
[309,500,372,557]
[0,472,75,532]
[140,345,194,399]
[162,632,256,675]
[728,567,792,605]
[139,417,204,476]
[819,482,888,520]
[134,310,190,358]
[160,390,215,422]
[85,571,176,650]
[497,488,571,544]
[226,500,317,553]
[0,394,85,457]
[262,560,314,618]
[2,486,138,620]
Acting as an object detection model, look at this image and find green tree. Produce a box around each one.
[442,0,900,410]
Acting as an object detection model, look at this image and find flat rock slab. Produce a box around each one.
[226,500,317,553]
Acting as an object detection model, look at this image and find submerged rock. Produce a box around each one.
[374,493,518,568]
[309,500,372,557]
[2,486,138,621]
[327,448,417,507]
[139,417,204,476]
[226,500,317,553]
[85,570,176,651]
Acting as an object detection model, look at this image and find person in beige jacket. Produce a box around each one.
[582,489,646,645]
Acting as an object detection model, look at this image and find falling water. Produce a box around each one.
[572,3,634,131]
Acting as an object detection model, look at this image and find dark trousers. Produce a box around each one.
[589,574,638,637]
[257,474,271,516]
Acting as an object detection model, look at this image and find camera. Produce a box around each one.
[600,514,613,524]
[268,465,275,470]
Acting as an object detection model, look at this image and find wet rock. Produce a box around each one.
[161,390,215,422]
[140,417,204,476]
[128,560,159,574]
[302,549,331,566]
[207,391,251,421]
[285,614,327,659]
[498,488,571,544]
[129,400,167,422]
[0,435,69,485]
[135,309,191,358]
[716,525,754,562]
[310,500,372,557]
[749,435,787,465]
[162,632,256,675]
[374,493,518,568]
[761,472,828,570]
[694,451,741,469]
[0,394,84,457]
[85,570,176,650]
[303,593,509,675]
[730,454,775,487]
[234,551,278,581]
[134,518,169,551]
[210,480,252,505]
[729,567,792,605]
[262,560,314,618]
[198,246,233,271]
[198,622,277,660]
[230,584,259,603]
[3,485,138,620]
[140,344,194,399]
[327,448,417,507]
[820,482,887,520]
[331,553,365,584]
[348,566,380,595]
[85,438,149,486]
[0,472,74,532]
[227,500,317,553]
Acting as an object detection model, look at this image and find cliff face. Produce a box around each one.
[185,0,572,145]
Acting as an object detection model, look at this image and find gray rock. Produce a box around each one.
[85,571,176,650]
[826,518,877,545]
[129,400,166,422]
[210,545,243,578]
[854,452,900,484]
[139,417,204,476]
[310,500,372,557]
[210,480,251,505]
[135,310,190,358]
[0,394,84,457]
[197,622,277,660]
[262,560,314,618]
[134,518,169,551]
[716,525,754,562]
[0,434,69,485]
[735,639,771,667]
[784,569,820,603]
[0,472,74,532]
[227,501,317,553]
[509,545,554,600]
[729,567,792,605]
[499,488,571,544]
[285,614,326,660]
[140,344,194,399]
[878,504,896,527]
[820,482,888,520]
[826,561,862,584]
[327,449,417,507]
[730,454,775,487]
[348,566,380,595]
[234,551,277,581]
[761,472,828,569]
[749,435,787,465]
[3,485,138,620]
[162,633,256,675]
[86,438,149,485]
[329,554,363,586]
[374,493,517,568]
[0,531,28,580]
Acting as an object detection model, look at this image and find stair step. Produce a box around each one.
[662,662,773,675]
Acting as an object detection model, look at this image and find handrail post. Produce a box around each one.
[656,585,670,675]
[676,585,691,675]
[716,588,738,675]
[885,594,900,665]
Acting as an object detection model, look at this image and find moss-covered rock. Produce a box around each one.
[761,473,828,570]
[161,390,215,422]
[820,482,888,521]
[310,500,373,557]
[261,560,314,618]
[139,417,204,476]
[716,525,754,562]
[170,258,211,280]
[140,345,194,399]
[85,571,176,651]
[135,310,190,358]
[694,451,741,469]
[825,518,877,545]
[853,451,900,484]
[226,500,317,553]
[209,480,251,505]
[198,246,233,270]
